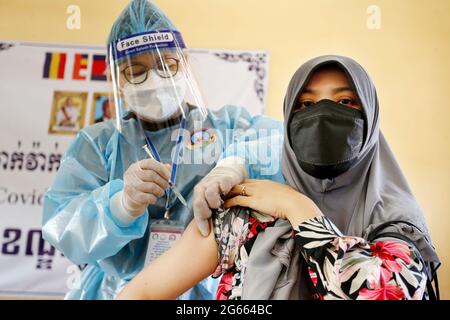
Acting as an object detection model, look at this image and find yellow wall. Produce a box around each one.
[1,0,449,299]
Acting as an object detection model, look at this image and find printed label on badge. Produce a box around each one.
[145,220,185,265]
[187,128,217,149]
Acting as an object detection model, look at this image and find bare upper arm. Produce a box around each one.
[117,220,218,300]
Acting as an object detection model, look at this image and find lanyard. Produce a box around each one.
[141,116,187,219]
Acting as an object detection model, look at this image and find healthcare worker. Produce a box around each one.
[42,0,281,300]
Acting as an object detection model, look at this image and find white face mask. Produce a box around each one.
[122,70,187,122]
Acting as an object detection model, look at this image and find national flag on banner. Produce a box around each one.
[43,52,66,79]
[73,53,89,80]
[91,54,107,81]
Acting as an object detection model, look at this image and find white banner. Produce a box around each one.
[0,41,269,299]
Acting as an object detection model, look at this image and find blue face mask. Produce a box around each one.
[289,99,365,179]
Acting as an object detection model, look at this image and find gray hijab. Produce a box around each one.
[242,55,440,300]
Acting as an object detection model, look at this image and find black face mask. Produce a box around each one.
[289,99,365,179]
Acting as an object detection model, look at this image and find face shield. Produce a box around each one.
[108,29,208,132]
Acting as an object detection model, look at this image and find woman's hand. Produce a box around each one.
[224,179,322,226]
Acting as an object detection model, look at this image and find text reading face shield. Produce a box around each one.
[108,30,213,219]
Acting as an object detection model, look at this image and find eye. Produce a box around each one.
[298,100,314,109]
[157,62,174,72]
[123,64,149,84]
[156,58,179,78]
[338,98,354,106]
[294,100,315,112]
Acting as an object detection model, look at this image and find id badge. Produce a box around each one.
[144,219,185,266]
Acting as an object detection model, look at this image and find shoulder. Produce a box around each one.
[209,105,283,131]
[66,120,117,158]
[80,120,116,140]
[208,105,250,124]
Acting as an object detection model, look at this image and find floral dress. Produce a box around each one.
[212,209,428,300]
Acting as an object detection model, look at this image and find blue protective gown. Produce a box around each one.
[42,105,282,300]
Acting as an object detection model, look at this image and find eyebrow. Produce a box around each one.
[300,88,315,95]
[300,86,354,95]
[127,53,174,64]
[332,86,354,94]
